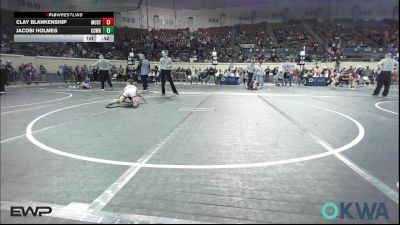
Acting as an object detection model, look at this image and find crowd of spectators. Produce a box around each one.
[1,9,398,63]
[4,57,398,89]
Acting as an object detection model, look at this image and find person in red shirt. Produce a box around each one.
[291,69,299,85]
[344,66,357,88]
[392,71,399,85]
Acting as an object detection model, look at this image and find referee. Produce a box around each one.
[159,50,178,96]
[95,55,113,90]
[373,53,398,97]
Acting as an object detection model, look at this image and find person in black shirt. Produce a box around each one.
[185,67,191,83]
[298,69,306,86]
[242,70,247,86]
[200,70,206,85]
[272,67,278,76]
[93,65,99,82]
[0,59,7,94]
[154,65,159,84]
[39,65,47,81]
[5,60,15,83]
[217,69,223,85]
[283,70,292,86]
[208,67,216,85]
[265,66,271,83]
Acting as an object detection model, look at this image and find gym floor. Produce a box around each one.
[1,82,399,224]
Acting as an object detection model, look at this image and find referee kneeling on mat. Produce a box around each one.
[373,53,398,97]
[95,54,114,90]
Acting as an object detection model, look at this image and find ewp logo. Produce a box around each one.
[322,202,390,220]
[10,206,52,217]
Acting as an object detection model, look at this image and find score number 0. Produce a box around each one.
[102,18,114,26]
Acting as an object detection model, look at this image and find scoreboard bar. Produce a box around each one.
[14,12,114,43]
[15,26,114,34]
[14,35,114,42]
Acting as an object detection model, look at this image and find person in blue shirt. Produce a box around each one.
[137,53,151,91]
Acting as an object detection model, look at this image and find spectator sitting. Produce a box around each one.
[274,70,284,86]
[283,70,292,86]
[116,65,125,82]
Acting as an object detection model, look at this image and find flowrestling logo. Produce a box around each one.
[321,202,390,220]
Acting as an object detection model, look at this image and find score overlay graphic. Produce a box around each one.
[14,12,114,42]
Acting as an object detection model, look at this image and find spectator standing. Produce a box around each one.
[265,66,271,83]
[61,64,68,83]
[208,67,216,85]
[185,67,191,84]
[18,64,24,83]
[39,65,47,81]
[254,60,265,89]
[153,65,159,84]
[234,69,240,84]
[217,69,223,85]
[82,65,88,81]
[246,60,256,89]
[5,60,15,82]
[241,69,247,86]
[364,66,373,85]
[125,65,131,80]
[199,69,206,85]
[356,66,364,86]
[0,59,7,94]
[88,65,94,82]
[24,63,34,84]
[92,65,99,82]
[292,69,299,85]
[74,65,80,83]
[191,67,199,85]
[137,53,151,91]
[392,70,399,85]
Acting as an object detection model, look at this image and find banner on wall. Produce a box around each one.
[281,63,298,71]
[120,10,140,28]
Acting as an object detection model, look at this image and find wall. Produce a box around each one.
[137,0,398,29]
[2,0,397,30]
[1,54,380,74]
